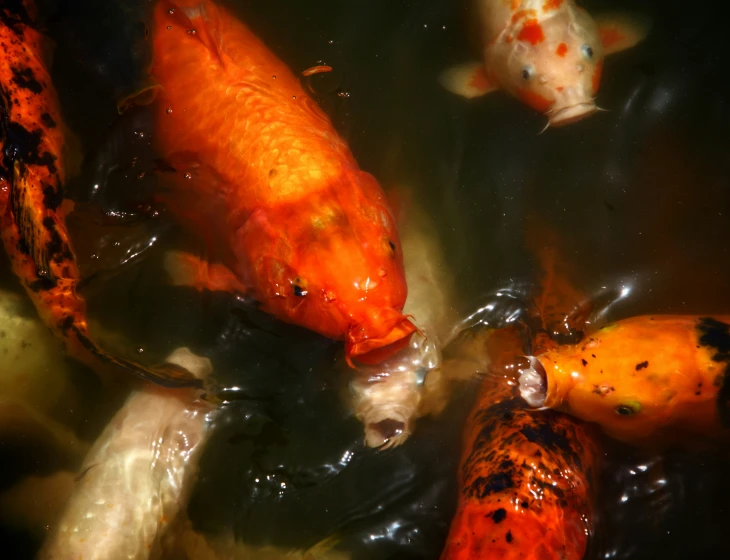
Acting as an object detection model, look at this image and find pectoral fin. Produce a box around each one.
[439,62,498,99]
[596,13,652,56]
[164,250,247,295]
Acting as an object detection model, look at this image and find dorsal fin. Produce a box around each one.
[158,0,226,66]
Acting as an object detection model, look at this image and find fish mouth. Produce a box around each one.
[548,102,597,126]
[518,356,548,408]
[346,317,418,366]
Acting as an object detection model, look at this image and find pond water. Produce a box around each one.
[1,0,729,558]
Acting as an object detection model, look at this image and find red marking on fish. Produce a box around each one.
[516,87,553,112]
[511,9,536,25]
[600,27,624,50]
[543,0,563,11]
[556,42,568,57]
[517,19,545,45]
[592,59,603,94]
[468,66,491,92]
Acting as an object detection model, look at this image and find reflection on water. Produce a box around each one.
[2,0,730,558]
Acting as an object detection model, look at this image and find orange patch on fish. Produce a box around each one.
[517,19,545,45]
[516,87,553,112]
[592,59,603,94]
[599,27,624,50]
[301,65,332,77]
[468,66,491,92]
[511,9,536,24]
[543,0,563,11]
[556,42,568,57]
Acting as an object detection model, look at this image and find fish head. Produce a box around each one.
[495,8,604,126]
[518,331,671,445]
[244,171,416,365]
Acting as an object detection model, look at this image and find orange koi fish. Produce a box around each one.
[0,0,199,387]
[519,315,730,448]
[441,325,598,560]
[145,0,416,365]
[440,0,650,127]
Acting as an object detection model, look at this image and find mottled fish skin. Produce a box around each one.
[441,326,598,560]
[531,315,730,449]
[0,0,200,388]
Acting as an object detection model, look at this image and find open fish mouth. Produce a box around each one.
[518,356,548,407]
[549,102,598,126]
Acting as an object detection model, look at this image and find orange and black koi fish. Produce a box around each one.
[441,325,598,560]
[0,0,199,387]
[519,315,730,449]
[143,0,417,366]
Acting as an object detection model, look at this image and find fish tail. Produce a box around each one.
[157,0,226,64]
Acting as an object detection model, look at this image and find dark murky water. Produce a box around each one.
[2,0,730,558]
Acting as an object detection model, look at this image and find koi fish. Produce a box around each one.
[39,347,214,559]
[0,0,199,387]
[350,193,457,448]
[440,0,651,127]
[441,325,598,560]
[145,1,416,365]
[519,315,730,448]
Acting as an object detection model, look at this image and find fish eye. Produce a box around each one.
[581,44,594,60]
[615,402,641,416]
[292,278,308,297]
[521,65,534,81]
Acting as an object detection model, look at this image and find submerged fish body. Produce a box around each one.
[440,0,650,127]
[148,0,416,365]
[39,347,214,559]
[441,326,598,560]
[519,315,730,448]
[0,1,199,387]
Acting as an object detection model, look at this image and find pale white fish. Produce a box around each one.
[440,0,651,127]
[39,347,216,560]
[350,197,459,449]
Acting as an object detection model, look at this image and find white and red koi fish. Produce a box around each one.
[440,0,650,127]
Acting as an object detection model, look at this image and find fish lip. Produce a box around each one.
[518,356,548,408]
[548,102,597,126]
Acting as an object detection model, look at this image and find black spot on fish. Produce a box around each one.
[521,501,529,509]
[293,284,307,297]
[16,238,29,255]
[470,472,515,500]
[11,67,43,94]
[40,112,56,128]
[635,361,649,371]
[58,315,74,333]
[697,318,730,426]
[0,0,33,32]
[388,239,396,252]
[492,508,507,523]
[521,419,581,471]
[3,121,57,173]
[42,183,63,210]
[28,277,55,292]
[506,530,513,543]
[581,359,588,366]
